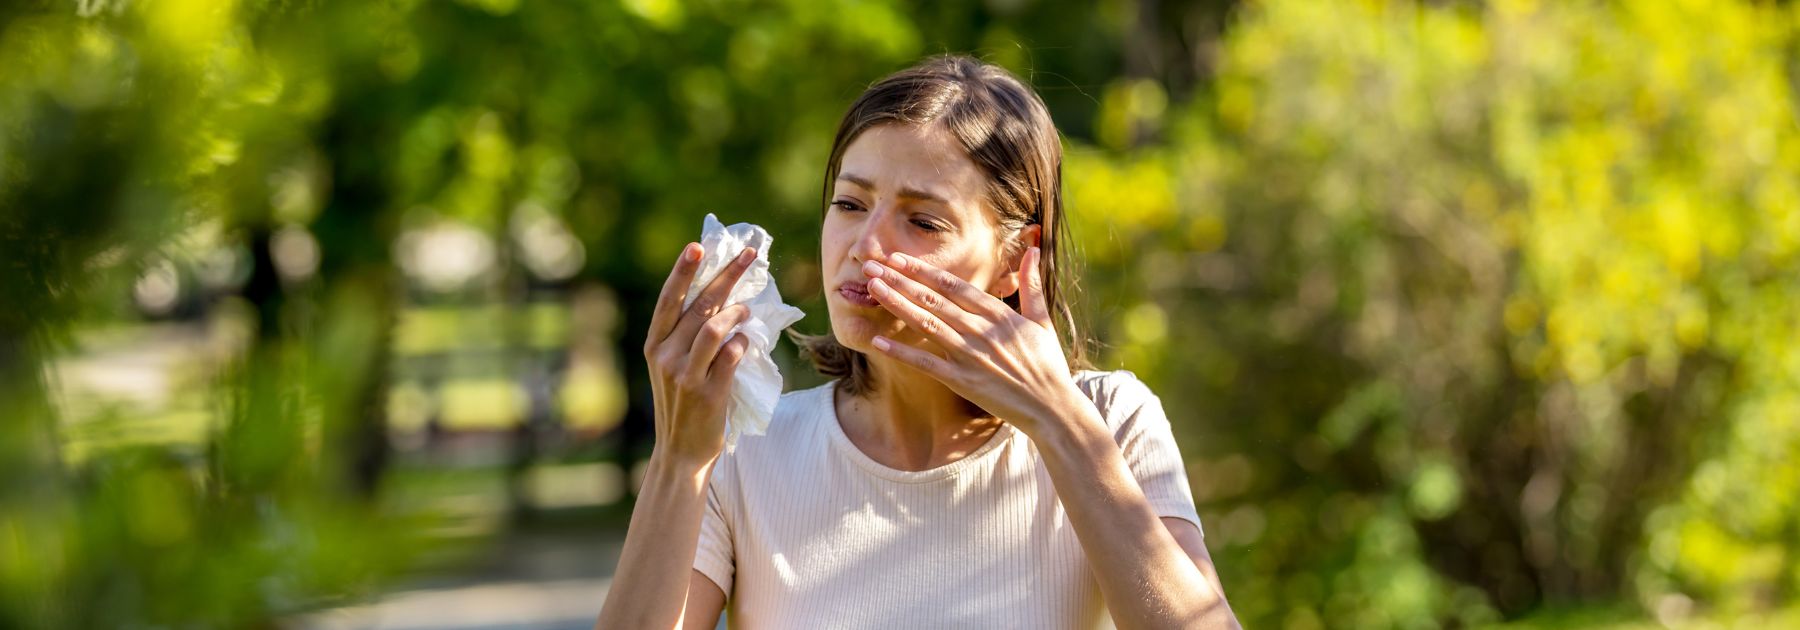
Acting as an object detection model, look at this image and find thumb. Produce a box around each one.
[1020,247,1052,327]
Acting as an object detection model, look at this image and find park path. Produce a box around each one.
[296,527,687,630]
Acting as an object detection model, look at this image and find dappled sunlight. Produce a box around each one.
[4,0,1797,627]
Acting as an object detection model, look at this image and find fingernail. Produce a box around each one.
[887,251,905,266]
[862,260,883,277]
[872,336,891,351]
[684,243,700,262]
[868,278,887,294]
[737,247,755,264]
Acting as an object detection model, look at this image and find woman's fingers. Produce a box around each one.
[709,333,752,382]
[867,277,968,352]
[667,247,756,349]
[861,260,983,333]
[884,252,1007,317]
[685,304,750,386]
[871,335,953,376]
[645,243,702,355]
[1019,247,1052,327]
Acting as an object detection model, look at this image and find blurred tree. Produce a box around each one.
[9,0,1798,627]
[0,0,253,624]
[1071,0,1800,625]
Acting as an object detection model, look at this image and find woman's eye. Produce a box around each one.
[830,200,938,232]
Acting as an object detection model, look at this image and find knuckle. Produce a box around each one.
[920,291,940,310]
[700,327,726,346]
[690,296,718,316]
[921,318,940,336]
[705,312,737,337]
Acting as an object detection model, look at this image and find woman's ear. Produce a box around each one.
[993,224,1043,300]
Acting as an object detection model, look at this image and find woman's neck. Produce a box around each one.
[836,354,1004,471]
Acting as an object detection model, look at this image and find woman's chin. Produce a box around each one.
[829,324,875,353]
[837,337,872,354]
[826,311,889,353]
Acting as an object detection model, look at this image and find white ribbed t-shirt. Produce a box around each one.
[693,370,1203,630]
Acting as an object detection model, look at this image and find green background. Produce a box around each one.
[3,0,1797,627]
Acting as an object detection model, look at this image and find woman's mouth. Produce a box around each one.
[836,281,879,307]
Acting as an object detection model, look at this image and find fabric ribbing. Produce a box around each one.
[692,370,1202,630]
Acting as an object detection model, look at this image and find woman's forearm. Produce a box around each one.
[1030,398,1240,630]
[594,452,714,630]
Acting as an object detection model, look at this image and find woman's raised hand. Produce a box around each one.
[644,243,758,466]
[859,247,1088,437]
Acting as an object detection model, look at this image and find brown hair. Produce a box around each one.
[793,55,1092,395]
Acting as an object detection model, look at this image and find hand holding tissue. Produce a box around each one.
[684,214,805,447]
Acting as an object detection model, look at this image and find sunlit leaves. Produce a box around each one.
[1074,0,1800,624]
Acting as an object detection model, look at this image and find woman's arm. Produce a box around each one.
[1030,394,1240,630]
[1165,517,1233,610]
[594,456,727,630]
[595,243,755,629]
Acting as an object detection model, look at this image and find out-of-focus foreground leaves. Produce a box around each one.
[1,0,1795,627]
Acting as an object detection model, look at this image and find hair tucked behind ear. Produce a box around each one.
[793,54,1092,396]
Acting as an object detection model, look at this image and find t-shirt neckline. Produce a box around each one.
[820,381,1018,484]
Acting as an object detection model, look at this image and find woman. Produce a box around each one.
[598,56,1238,630]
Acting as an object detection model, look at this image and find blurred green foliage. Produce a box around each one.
[1071,0,1800,625]
[2,0,1796,628]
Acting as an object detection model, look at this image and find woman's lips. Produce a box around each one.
[836,281,879,307]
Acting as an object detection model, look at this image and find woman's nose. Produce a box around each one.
[847,214,893,265]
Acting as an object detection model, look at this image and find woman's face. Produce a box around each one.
[822,123,1023,354]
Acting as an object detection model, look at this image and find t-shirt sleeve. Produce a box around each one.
[693,454,737,597]
[1105,373,1205,536]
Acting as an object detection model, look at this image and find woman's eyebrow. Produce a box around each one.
[836,172,950,205]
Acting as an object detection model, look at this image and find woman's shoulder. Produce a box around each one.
[1073,368,1158,405]
[1072,369,1163,427]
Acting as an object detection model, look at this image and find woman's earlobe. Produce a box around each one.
[994,266,1025,300]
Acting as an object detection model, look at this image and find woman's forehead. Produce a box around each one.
[836,124,986,208]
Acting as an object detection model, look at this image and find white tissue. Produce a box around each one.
[683,213,806,447]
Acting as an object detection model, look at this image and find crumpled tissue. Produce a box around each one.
[684,213,806,447]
